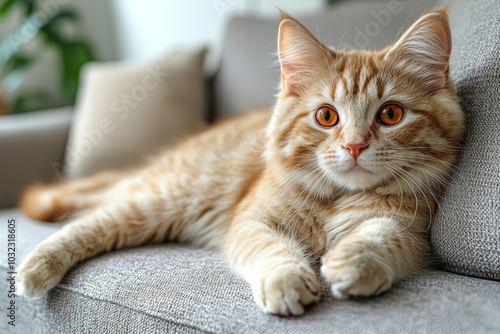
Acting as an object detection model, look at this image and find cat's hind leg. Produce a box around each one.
[15,158,220,297]
[16,185,184,297]
[20,170,130,222]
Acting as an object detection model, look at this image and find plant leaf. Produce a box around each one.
[2,55,33,91]
[12,91,53,114]
[58,40,95,102]
[41,10,79,44]
[0,13,49,67]
[51,9,78,22]
[8,55,32,70]
[0,0,16,15]
[23,0,35,16]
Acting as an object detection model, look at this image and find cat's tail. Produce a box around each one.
[20,183,64,222]
[20,170,129,222]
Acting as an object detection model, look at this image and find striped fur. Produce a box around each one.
[17,9,464,316]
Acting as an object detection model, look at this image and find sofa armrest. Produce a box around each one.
[0,107,72,208]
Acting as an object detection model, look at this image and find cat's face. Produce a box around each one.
[267,10,464,195]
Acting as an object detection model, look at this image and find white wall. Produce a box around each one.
[111,0,325,71]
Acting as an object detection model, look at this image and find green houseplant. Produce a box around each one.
[0,0,95,114]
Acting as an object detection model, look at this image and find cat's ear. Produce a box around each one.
[278,14,332,96]
[385,9,451,92]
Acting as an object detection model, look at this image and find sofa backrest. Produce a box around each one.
[0,107,72,208]
[432,0,500,281]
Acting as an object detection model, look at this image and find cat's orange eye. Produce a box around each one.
[314,105,339,127]
[376,103,404,126]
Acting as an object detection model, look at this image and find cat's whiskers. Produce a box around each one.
[388,148,461,170]
[395,167,437,230]
[380,162,420,230]
[388,158,450,192]
[399,166,436,221]
[394,145,464,151]
[386,160,448,228]
[381,164,405,222]
[388,151,464,183]
[388,163,446,220]
[389,163,437,228]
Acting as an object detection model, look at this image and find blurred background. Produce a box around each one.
[0,0,435,207]
[0,0,345,115]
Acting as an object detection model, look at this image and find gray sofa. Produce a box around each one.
[1,1,499,333]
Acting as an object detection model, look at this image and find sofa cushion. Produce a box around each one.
[1,208,499,333]
[431,0,500,281]
[64,46,207,179]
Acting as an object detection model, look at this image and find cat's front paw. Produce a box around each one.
[16,249,66,298]
[321,243,393,299]
[251,263,320,316]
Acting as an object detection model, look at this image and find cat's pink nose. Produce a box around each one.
[343,143,369,160]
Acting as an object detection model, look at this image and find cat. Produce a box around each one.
[17,8,464,316]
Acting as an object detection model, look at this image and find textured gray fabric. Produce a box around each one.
[0,107,72,208]
[431,0,500,281]
[214,0,434,118]
[1,208,499,334]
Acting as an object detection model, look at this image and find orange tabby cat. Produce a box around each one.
[18,9,464,316]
